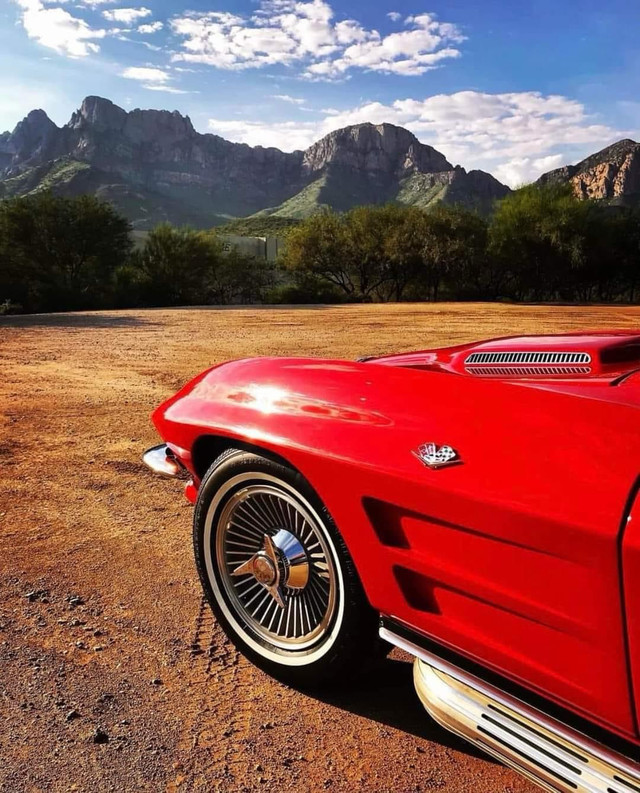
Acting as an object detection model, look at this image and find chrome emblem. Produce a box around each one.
[251,553,278,587]
[414,442,461,469]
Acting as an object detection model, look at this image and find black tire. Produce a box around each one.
[193,448,379,688]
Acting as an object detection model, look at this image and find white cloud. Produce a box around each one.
[15,0,106,57]
[208,90,626,185]
[170,1,463,78]
[387,11,401,22]
[143,85,193,93]
[271,94,305,105]
[304,13,465,78]
[102,6,150,24]
[115,33,160,49]
[137,20,162,33]
[120,65,194,93]
[493,155,565,187]
[121,65,169,82]
[209,118,319,150]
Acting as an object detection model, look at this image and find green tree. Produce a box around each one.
[131,226,275,307]
[488,184,605,301]
[602,207,640,302]
[282,205,431,301]
[281,211,356,298]
[133,224,221,306]
[204,241,275,304]
[624,208,640,302]
[415,206,488,301]
[381,207,426,301]
[342,205,404,300]
[281,204,490,302]
[0,192,132,312]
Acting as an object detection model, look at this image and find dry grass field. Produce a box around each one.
[2,302,640,793]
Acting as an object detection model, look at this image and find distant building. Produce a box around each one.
[131,230,287,262]
[219,235,286,262]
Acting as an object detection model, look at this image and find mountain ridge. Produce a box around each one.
[0,96,510,228]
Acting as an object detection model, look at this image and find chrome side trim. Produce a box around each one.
[142,444,187,478]
[380,626,640,793]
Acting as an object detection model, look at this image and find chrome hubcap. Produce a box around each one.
[215,484,336,649]
[250,552,278,587]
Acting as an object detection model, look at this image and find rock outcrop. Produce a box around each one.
[537,139,640,204]
[0,109,58,171]
[302,122,452,177]
[0,96,511,227]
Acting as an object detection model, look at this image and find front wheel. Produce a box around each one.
[193,449,379,687]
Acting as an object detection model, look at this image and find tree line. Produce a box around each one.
[1,186,639,314]
[0,193,274,314]
[280,188,640,303]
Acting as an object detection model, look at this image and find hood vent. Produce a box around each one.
[467,365,591,377]
[466,351,591,365]
[465,351,592,377]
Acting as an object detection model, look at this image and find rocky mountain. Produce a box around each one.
[537,139,640,205]
[0,96,510,228]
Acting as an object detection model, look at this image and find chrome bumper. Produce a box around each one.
[142,444,188,478]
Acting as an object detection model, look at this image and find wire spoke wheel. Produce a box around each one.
[212,479,338,652]
[196,452,378,682]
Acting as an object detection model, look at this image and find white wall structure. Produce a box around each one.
[219,235,286,262]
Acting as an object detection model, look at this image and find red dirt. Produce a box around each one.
[3,302,639,792]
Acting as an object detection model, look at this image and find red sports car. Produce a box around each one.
[143,331,640,793]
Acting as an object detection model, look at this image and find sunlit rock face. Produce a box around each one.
[302,123,452,177]
[537,139,640,204]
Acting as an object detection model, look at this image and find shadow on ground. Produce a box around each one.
[163,303,334,311]
[308,655,494,763]
[0,313,158,329]
[0,304,340,328]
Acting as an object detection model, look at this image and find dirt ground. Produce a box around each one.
[2,302,640,793]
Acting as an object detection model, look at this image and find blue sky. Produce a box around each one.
[2,0,639,185]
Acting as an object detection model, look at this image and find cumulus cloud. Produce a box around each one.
[102,6,151,24]
[171,0,464,78]
[387,11,401,22]
[137,20,162,33]
[15,0,106,56]
[208,90,625,185]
